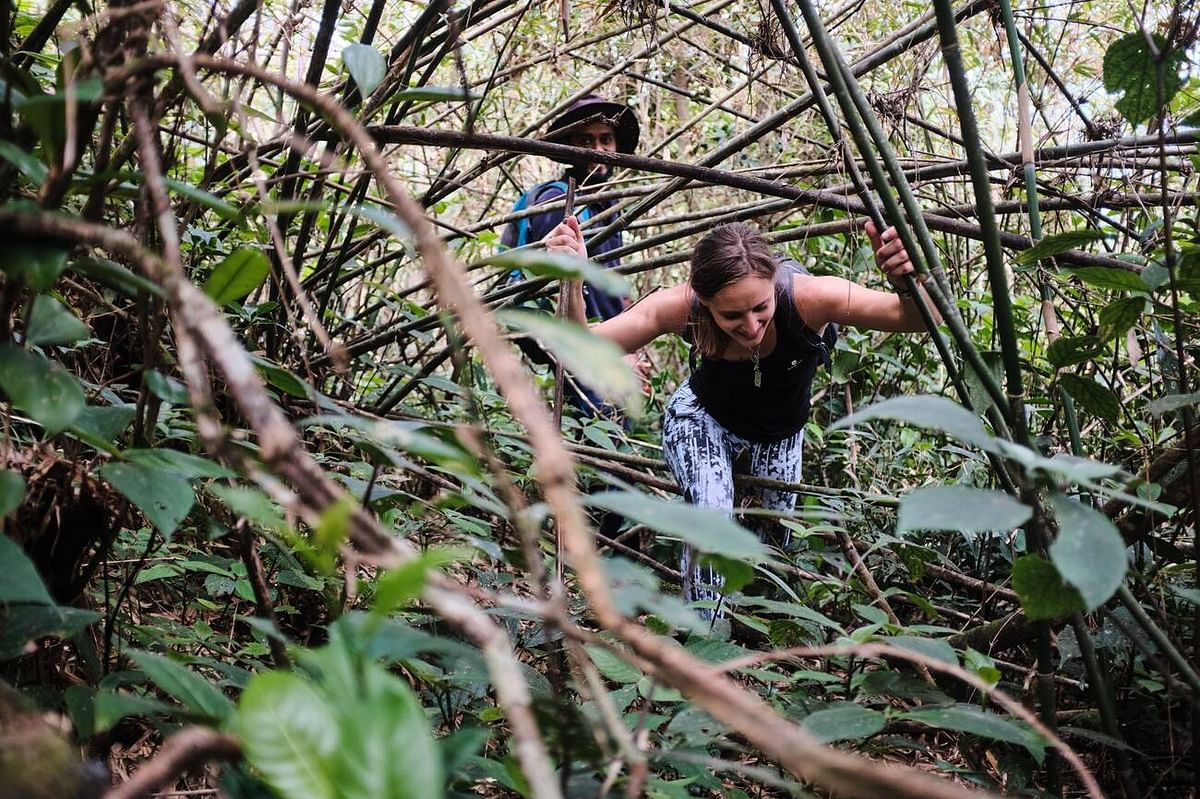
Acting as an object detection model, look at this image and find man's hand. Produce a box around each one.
[865,220,916,288]
[544,215,588,260]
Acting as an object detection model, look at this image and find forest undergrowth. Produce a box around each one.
[0,0,1198,797]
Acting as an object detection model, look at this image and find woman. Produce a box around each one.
[545,217,937,613]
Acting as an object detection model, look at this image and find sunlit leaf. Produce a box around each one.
[203,248,271,306]
[164,177,239,220]
[343,43,386,99]
[0,345,84,435]
[236,671,338,799]
[499,309,638,406]
[1015,230,1107,266]
[1098,296,1144,338]
[1103,32,1185,125]
[897,486,1032,534]
[585,644,642,685]
[1012,554,1084,620]
[830,395,995,452]
[25,295,89,345]
[487,249,628,297]
[1064,267,1146,292]
[1047,335,1105,368]
[1048,493,1127,612]
[585,491,768,562]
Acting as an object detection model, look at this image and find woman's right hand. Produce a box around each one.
[543,215,588,260]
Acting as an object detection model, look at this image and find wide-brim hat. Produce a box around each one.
[544,95,640,161]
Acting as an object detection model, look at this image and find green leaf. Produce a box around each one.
[236,671,338,799]
[1048,493,1127,612]
[144,370,189,404]
[830,395,994,452]
[25,295,89,345]
[100,461,195,537]
[585,491,768,562]
[901,704,1046,760]
[373,547,471,615]
[1103,32,1185,125]
[70,256,164,298]
[1014,230,1107,266]
[0,344,84,435]
[1064,267,1146,292]
[585,644,643,684]
[0,533,53,604]
[94,690,183,733]
[801,703,886,743]
[250,355,313,400]
[129,650,234,721]
[0,140,48,183]
[885,635,958,665]
[0,471,27,519]
[389,86,475,103]
[1147,390,1200,416]
[203,248,270,306]
[343,43,386,98]
[122,449,234,480]
[4,241,69,292]
[486,249,629,297]
[70,404,137,445]
[1059,375,1120,423]
[897,486,1032,534]
[1047,335,1105,368]
[331,669,443,799]
[1098,296,1145,338]
[499,310,639,406]
[1012,554,1085,620]
[0,605,100,660]
[163,177,239,220]
[699,554,754,594]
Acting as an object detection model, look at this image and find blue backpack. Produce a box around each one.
[507,180,592,250]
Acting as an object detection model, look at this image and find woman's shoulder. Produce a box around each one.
[642,283,692,335]
[788,272,848,331]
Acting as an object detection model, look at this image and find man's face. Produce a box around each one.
[568,121,618,183]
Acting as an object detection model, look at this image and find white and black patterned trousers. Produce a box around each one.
[662,383,804,618]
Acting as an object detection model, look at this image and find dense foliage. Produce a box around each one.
[0,0,1197,797]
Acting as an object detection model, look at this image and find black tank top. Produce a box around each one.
[687,264,832,442]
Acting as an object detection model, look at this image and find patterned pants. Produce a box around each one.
[662,383,804,617]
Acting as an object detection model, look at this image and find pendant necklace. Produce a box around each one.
[751,346,762,388]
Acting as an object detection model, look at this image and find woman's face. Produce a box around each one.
[700,274,776,349]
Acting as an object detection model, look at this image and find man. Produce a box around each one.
[502,94,643,415]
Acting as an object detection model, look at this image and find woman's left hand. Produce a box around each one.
[865,221,915,287]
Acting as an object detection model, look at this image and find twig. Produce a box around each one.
[102,727,240,799]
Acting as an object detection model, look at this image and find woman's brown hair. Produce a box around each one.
[687,222,778,358]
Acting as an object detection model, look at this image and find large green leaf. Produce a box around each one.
[1012,554,1084,620]
[25,295,89,346]
[829,395,994,452]
[1059,375,1120,424]
[0,344,84,435]
[203,248,271,306]
[70,256,164,297]
[1064,267,1146,292]
[1048,493,1127,612]
[122,448,234,480]
[499,309,639,406]
[94,690,184,733]
[486,249,629,296]
[0,471,26,519]
[342,43,386,98]
[0,605,99,660]
[0,140,48,183]
[1098,296,1145,339]
[388,86,475,103]
[1014,230,1107,266]
[1147,390,1200,416]
[897,486,1032,534]
[1047,335,1105,368]
[70,404,137,445]
[4,241,69,291]
[164,177,239,220]
[585,491,768,562]
[901,704,1046,760]
[1103,32,1185,125]
[801,703,886,743]
[0,533,53,605]
[330,667,443,799]
[585,644,643,684]
[237,671,338,799]
[129,650,233,721]
[99,461,195,537]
